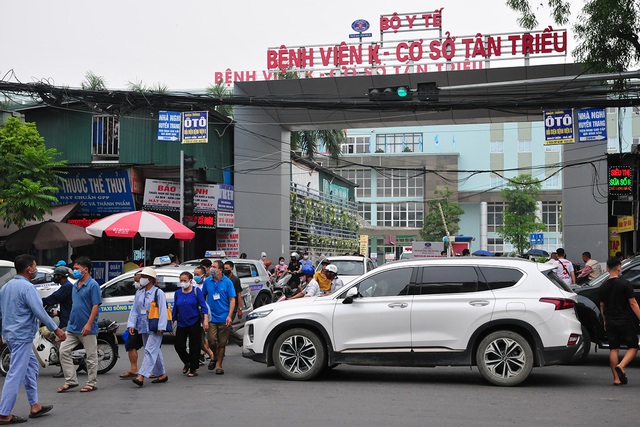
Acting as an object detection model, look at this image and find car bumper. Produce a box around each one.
[242,348,267,364]
[540,338,583,366]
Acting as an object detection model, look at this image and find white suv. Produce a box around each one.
[243,258,583,386]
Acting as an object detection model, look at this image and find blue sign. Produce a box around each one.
[351,19,370,32]
[349,33,372,38]
[217,184,235,212]
[182,111,208,144]
[544,109,574,145]
[91,261,123,285]
[55,170,135,217]
[529,233,544,245]
[577,108,607,142]
[157,111,182,142]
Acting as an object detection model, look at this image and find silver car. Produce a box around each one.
[99,267,253,334]
[180,259,273,308]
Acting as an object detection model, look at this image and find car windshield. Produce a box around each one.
[329,260,364,276]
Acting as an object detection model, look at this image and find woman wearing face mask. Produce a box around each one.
[127,267,169,387]
[270,257,287,282]
[192,266,206,290]
[172,272,209,377]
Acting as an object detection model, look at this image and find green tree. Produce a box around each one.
[420,187,464,241]
[127,80,168,93]
[0,117,66,228]
[276,69,344,158]
[81,71,107,90]
[497,174,546,255]
[507,0,640,73]
[206,79,234,118]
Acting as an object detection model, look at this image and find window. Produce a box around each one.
[543,174,559,188]
[341,136,370,154]
[359,202,371,223]
[479,267,523,290]
[338,169,371,198]
[415,266,483,294]
[376,170,423,198]
[545,144,560,152]
[490,140,503,153]
[542,201,562,232]
[92,115,120,160]
[518,140,532,152]
[354,268,412,297]
[102,277,137,298]
[157,275,180,293]
[375,133,422,153]
[490,175,505,189]
[487,202,505,232]
[376,202,424,228]
[487,238,505,254]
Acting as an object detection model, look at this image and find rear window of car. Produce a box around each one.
[330,260,364,276]
[235,262,259,278]
[415,266,485,294]
[545,270,574,292]
[478,267,524,290]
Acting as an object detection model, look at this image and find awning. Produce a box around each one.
[0,203,80,237]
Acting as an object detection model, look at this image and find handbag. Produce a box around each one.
[148,288,173,333]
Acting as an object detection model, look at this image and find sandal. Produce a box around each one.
[119,371,138,379]
[56,383,78,393]
[215,368,224,375]
[187,371,198,377]
[182,364,189,374]
[80,385,97,393]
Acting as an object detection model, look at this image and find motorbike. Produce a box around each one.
[0,307,119,376]
[271,272,293,301]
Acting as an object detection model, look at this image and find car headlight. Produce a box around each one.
[246,309,272,321]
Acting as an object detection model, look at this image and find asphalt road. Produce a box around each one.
[2,341,639,427]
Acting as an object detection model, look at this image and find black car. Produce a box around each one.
[574,258,640,361]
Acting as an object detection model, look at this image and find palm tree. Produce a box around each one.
[81,71,107,90]
[278,70,344,158]
[206,80,234,118]
[127,80,168,93]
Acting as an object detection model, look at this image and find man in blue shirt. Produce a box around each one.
[0,254,66,423]
[203,260,235,375]
[41,266,74,378]
[57,256,102,393]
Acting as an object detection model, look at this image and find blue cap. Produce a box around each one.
[54,260,67,267]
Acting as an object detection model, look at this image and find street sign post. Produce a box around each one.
[529,233,544,245]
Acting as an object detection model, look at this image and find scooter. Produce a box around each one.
[271,272,293,301]
[0,307,120,376]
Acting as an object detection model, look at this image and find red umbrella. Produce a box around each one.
[86,211,194,240]
[86,211,195,265]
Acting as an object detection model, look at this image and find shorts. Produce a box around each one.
[124,330,143,352]
[606,323,640,349]
[207,323,231,347]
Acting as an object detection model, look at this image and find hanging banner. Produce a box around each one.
[544,109,574,145]
[182,111,208,144]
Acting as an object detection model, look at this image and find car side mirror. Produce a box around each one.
[342,287,359,304]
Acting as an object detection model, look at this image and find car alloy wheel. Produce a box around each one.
[272,328,325,381]
[476,331,533,386]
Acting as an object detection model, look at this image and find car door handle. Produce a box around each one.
[388,303,408,308]
[469,300,490,307]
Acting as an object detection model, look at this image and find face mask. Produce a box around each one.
[134,281,142,289]
[279,261,285,265]
[72,270,83,280]
[139,277,150,287]
[303,255,309,260]
[193,275,203,284]
[52,276,61,284]
[180,281,191,289]
[223,269,232,277]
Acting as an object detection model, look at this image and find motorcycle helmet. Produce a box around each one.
[301,266,315,276]
[53,266,70,277]
[325,264,338,275]
[290,252,299,259]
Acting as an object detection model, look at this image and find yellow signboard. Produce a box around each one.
[617,215,635,233]
[359,235,369,256]
[609,227,621,258]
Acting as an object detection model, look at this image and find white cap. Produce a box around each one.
[140,266,157,279]
[261,252,267,257]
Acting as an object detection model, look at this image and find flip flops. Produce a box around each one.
[119,371,138,379]
[615,366,628,385]
[80,385,97,393]
[56,383,78,393]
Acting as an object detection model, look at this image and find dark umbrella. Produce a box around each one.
[525,249,550,258]
[473,250,495,257]
[5,220,95,251]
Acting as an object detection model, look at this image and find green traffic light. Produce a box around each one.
[396,87,409,97]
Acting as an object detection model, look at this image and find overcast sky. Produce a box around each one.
[2,0,583,90]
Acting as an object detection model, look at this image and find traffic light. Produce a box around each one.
[368,86,413,101]
[183,155,197,215]
[183,175,195,215]
[417,82,439,102]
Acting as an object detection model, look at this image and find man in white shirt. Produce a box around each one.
[554,248,575,286]
[325,264,344,294]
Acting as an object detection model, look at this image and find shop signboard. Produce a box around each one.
[544,109,574,145]
[157,110,182,142]
[55,170,135,217]
[182,111,208,144]
[91,261,123,285]
[143,179,218,213]
[577,108,607,142]
[217,229,239,258]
